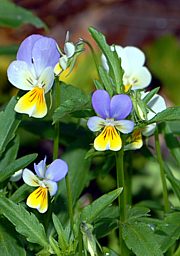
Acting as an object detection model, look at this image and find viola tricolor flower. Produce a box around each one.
[7,34,60,118]
[102,45,152,91]
[23,157,68,213]
[87,90,134,151]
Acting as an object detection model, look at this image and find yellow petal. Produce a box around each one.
[124,84,132,92]
[94,126,122,151]
[15,87,47,118]
[54,63,63,76]
[125,130,143,150]
[26,187,48,213]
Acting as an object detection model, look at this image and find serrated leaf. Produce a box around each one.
[0,195,49,248]
[89,27,123,92]
[10,184,34,203]
[0,0,47,29]
[81,188,123,223]
[122,222,163,256]
[148,106,180,124]
[0,153,37,183]
[0,97,21,155]
[98,66,114,96]
[53,83,91,123]
[127,206,150,221]
[0,217,26,256]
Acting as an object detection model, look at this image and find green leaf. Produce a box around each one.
[148,106,180,124]
[53,83,91,123]
[127,206,150,221]
[98,66,114,96]
[164,165,180,201]
[89,27,123,93]
[0,136,19,171]
[164,124,180,164]
[0,195,49,248]
[0,217,26,256]
[0,97,21,155]
[0,0,47,29]
[94,80,104,90]
[52,214,68,250]
[0,153,37,183]
[143,87,160,104]
[122,222,163,256]
[155,212,180,252]
[81,188,123,223]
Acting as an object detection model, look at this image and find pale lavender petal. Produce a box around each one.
[22,168,40,187]
[32,37,60,77]
[44,180,58,196]
[34,157,47,178]
[110,94,132,120]
[45,159,68,182]
[115,120,134,134]
[17,34,43,66]
[92,90,110,119]
[87,116,105,131]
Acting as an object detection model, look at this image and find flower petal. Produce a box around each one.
[32,37,60,77]
[110,94,133,120]
[14,87,47,118]
[44,180,58,196]
[10,169,23,182]
[92,90,110,119]
[64,42,75,58]
[16,34,43,68]
[34,157,47,178]
[115,120,134,134]
[7,60,36,90]
[101,54,109,72]
[23,168,40,187]
[124,66,151,90]
[125,130,143,150]
[142,124,156,137]
[147,94,167,120]
[87,116,105,131]
[94,126,122,151]
[121,46,145,73]
[38,66,55,93]
[45,159,68,182]
[26,187,48,213]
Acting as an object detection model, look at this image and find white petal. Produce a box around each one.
[101,54,109,72]
[59,55,68,70]
[64,42,75,58]
[44,180,58,196]
[87,116,105,131]
[38,66,54,93]
[10,169,23,182]
[115,120,134,134]
[7,61,36,90]
[142,123,156,137]
[22,168,40,187]
[114,45,123,58]
[147,94,167,120]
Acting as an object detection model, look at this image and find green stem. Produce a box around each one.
[154,127,170,213]
[115,149,129,255]
[173,245,180,256]
[53,78,61,160]
[78,229,83,256]
[65,174,74,235]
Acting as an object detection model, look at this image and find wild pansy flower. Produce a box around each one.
[23,157,68,213]
[102,45,152,91]
[7,34,60,118]
[87,90,134,151]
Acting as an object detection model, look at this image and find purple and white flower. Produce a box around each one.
[87,90,134,151]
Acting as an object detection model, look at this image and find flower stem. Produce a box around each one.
[154,127,170,213]
[65,174,74,235]
[115,148,129,255]
[53,78,61,160]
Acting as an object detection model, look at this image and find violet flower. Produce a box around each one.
[23,157,68,213]
[87,90,134,151]
[7,34,60,118]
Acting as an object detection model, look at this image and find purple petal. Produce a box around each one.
[34,157,47,178]
[17,34,43,68]
[110,94,132,120]
[92,90,110,119]
[32,37,60,77]
[45,159,68,182]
